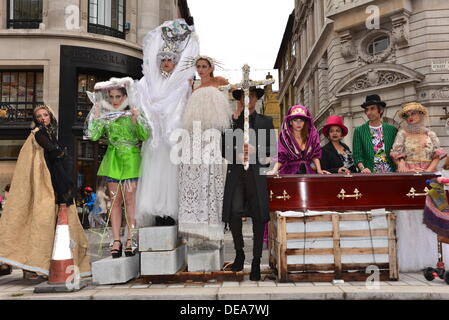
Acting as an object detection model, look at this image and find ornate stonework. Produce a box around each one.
[357,30,394,65]
[391,11,410,49]
[342,69,409,92]
[339,30,357,62]
[431,87,449,100]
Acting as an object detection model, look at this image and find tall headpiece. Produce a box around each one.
[156,20,192,76]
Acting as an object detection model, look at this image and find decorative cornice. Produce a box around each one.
[334,63,425,97]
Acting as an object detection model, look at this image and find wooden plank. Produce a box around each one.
[285,215,332,223]
[286,271,391,282]
[287,263,391,272]
[288,264,335,271]
[387,212,399,280]
[286,229,389,240]
[339,214,375,221]
[279,216,288,281]
[332,214,342,277]
[286,247,389,256]
[341,247,389,255]
[340,229,389,238]
[287,231,333,240]
[286,248,335,255]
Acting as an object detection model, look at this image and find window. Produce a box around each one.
[368,36,390,56]
[7,0,43,29]
[0,70,43,122]
[76,73,109,123]
[291,41,296,59]
[88,0,126,39]
[0,139,25,160]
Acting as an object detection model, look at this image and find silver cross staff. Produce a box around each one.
[221,64,275,170]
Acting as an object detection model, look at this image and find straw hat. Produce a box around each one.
[398,102,428,119]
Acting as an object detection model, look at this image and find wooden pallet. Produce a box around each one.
[140,263,275,284]
[268,211,398,282]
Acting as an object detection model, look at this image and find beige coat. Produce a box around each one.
[0,129,91,276]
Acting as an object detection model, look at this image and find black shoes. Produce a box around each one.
[155,216,176,226]
[111,240,122,259]
[250,258,261,281]
[231,249,245,272]
[124,238,137,257]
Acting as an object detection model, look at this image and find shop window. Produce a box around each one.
[0,70,43,123]
[7,0,43,29]
[0,139,25,160]
[76,73,111,124]
[88,0,126,39]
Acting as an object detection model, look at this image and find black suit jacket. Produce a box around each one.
[320,141,358,173]
[221,112,276,223]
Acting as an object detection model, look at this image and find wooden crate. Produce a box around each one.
[268,211,398,282]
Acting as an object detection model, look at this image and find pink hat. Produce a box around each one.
[321,115,348,137]
[286,105,312,122]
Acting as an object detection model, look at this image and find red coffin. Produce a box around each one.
[267,173,439,211]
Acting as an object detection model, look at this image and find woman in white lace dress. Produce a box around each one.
[178,56,232,250]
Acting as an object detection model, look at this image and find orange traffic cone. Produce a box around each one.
[48,205,75,284]
[35,205,86,293]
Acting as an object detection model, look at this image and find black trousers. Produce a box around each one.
[229,166,265,259]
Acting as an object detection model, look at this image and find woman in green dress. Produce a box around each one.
[86,77,151,258]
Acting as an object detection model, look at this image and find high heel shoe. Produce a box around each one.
[111,240,122,259]
[124,238,137,257]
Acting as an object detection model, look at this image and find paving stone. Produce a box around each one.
[221,281,240,287]
[257,281,277,287]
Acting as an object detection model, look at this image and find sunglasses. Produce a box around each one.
[402,111,423,119]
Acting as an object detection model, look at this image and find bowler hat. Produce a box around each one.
[321,115,348,137]
[232,87,265,101]
[361,94,386,109]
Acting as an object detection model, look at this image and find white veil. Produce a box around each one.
[135,19,200,227]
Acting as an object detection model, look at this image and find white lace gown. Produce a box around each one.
[396,210,449,272]
[178,86,232,243]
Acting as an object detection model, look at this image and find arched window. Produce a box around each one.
[367,35,390,56]
[7,0,43,29]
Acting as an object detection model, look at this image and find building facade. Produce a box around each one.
[0,0,192,190]
[276,0,449,152]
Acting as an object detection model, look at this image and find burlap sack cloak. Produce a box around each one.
[0,129,91,276]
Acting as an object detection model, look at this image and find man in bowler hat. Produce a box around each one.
[352,94,398,173]
[222,86,276,281]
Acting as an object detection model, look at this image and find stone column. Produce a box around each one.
[0,0,6,29]
[137,0,160,45]
[46,0,80,31]
[126,0,138,43]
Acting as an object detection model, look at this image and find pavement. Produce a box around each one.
[1,221,449,300]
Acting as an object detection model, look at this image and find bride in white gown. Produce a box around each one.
[178,56,232,247]
[135,19,199,227]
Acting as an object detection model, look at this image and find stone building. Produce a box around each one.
[276,0,449,151]
[0,0,192,189]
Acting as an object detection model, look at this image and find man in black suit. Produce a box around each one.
[222,86,276,281]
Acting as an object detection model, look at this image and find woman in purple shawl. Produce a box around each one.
[268,105,324,175]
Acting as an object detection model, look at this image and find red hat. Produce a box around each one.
[84,187,93,192]
[321,115,348,137]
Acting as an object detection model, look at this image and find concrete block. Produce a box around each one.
[92,254,140,285]
[187,245,224,272]
[139,225,177,251]
[141,244,186,275]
